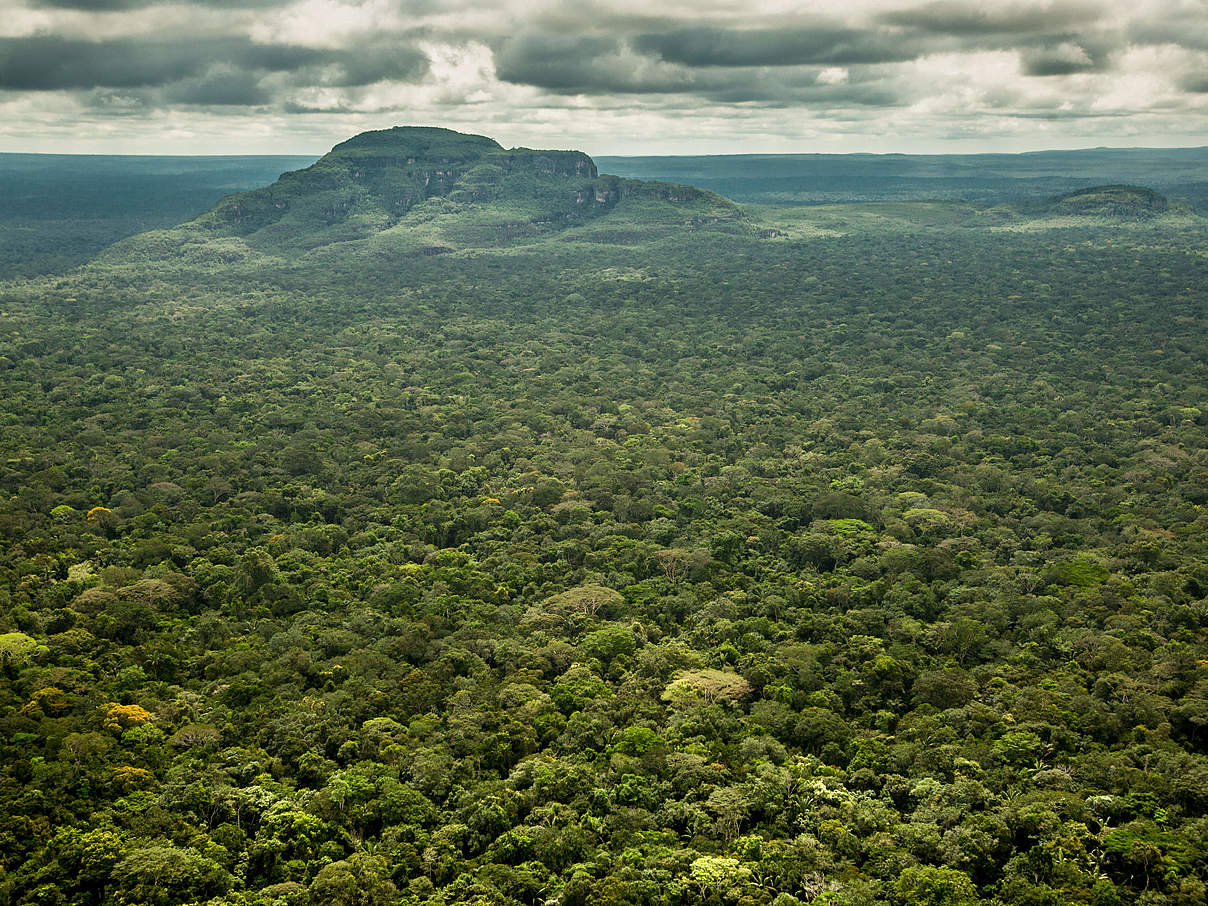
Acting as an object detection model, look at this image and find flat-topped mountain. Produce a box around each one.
[106,126,743,265]
[330,126,504,157]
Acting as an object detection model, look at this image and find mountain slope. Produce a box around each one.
[104,126,744,266]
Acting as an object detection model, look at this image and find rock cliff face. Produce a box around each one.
[107,126,743,262]
[202,127,609,235]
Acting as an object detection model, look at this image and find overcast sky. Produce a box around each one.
[1,0,1207,155]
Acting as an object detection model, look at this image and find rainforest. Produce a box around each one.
[0,127,1206,906]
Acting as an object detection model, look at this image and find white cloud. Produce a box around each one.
[1,0,1208,152]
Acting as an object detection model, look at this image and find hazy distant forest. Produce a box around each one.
[0,133,1206,906]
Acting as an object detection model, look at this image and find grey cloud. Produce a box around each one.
[495,34,910,107]
[283,100,351,114]
[0,35,428,93]
[706,78,905,107]
[493,35,647,93]
[316,45,429,87]
[1020,41,1105,75]
[162,70,274,106]
[490,7,1127,98]
[880,1,1104,37]
[283,97,416,115]
[27,0,155,8]
[1008,108,1133,119]
[28,0,291,8]
[82,74,275,110]
[0,36,316,90]
[631,26,920,67]
[1128,17,1208,52]
[1181,74,1208,93]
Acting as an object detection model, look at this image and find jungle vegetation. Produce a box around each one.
[0,128,1206,906]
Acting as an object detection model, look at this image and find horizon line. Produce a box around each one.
[2,143,1208,160]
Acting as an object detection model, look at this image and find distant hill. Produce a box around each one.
[599,146,1208,209]
[6,141,1206,276]
[1045,184,1169,218]
[105,127,743,266]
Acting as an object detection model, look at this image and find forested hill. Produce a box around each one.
[103,127,744,266]
[1043,185,1169,218]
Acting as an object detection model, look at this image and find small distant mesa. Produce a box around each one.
[1047,185,1169,218]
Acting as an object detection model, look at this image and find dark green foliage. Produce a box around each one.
[1048,185,1169,217]
[0,129,1205,906]
[0,154,313,276]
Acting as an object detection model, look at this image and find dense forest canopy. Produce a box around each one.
[0,128,1206,906]
[0,155,313,278]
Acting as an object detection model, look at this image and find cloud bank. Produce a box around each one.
[1,0,1206,152]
